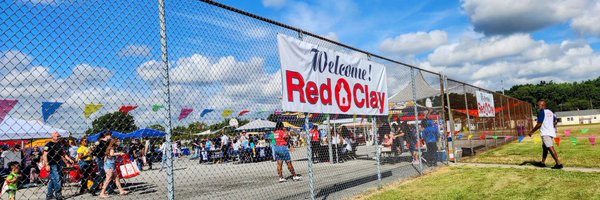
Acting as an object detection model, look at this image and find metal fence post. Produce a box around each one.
[443,74,457,163]
[158,0,175,199]
[327,114,334,164]
[305,114,315,200]
[372,117,382,188]
[411,68,424,172]
[463,85,473,156]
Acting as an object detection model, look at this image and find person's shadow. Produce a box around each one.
[519,160,547,168]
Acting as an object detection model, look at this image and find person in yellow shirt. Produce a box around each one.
[76,138,93,195]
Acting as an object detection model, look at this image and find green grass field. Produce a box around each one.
[465,123,600,168]
[358,167,600,200]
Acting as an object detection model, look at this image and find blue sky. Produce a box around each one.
[1,0,599,133]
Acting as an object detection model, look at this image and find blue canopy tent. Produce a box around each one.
[125,128,166,139]
[87,130,127,142]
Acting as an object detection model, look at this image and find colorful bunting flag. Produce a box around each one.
[200,109,214,117]
[493,135,498,140]
[152,104,164,112]
[533,136,541,144]
[274,110,282,115]
[238,110,250,117]
[581,128,589,134]
[222,109,233,118]
[589,136,597,146]
[505,136,513,141]
[468,134,473,140]
[554,137,561,147]
[458,134,463,140]
[565,129,571,137]
[518,136,525,143]
[571,137,578,145]
[479,133,486,140]
[42,101,62,122]
[119,105,138,114]
[178,108,194,121]
[0,99,18,124]
[84,104,103,119]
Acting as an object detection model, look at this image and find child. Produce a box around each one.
[5,161,21,200]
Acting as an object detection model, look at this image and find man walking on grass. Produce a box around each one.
[528,99,563,169]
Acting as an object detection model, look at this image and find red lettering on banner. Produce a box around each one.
[320,79,332,105]
[306,82,319,104]
[369,91,378,108]
[353,84,365,108]
[364,85,370,108]
[335,78,352,112]
[286,70,306,103]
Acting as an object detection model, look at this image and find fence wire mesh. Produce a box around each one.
[1,0,532,199]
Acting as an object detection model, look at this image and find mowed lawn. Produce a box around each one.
[358,167,600,200]
[465,124,600,168]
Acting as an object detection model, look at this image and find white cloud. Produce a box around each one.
[462,0,594,35]
[169,55,264,84]
[422,34,600,90]
[380,30,448,55]
[324,32,339,42]
[428,34,536,66]
[262,0,286,9]
[1,50,32,74]
[284,0,357,34]
[118,44,152,57]
[570,1,600,36]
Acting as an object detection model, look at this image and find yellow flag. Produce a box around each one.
[468,134,473,140]
[84,104,103,119]
[222,109,233,118]
[534,136,541,144]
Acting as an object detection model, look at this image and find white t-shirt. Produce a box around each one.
[221,135,230,146]
[2,150,21,168]
[537,109,557,137]
[233,141,241,151]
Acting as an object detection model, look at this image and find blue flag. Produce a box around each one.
[200,109,214,117]
[42,101,63,122]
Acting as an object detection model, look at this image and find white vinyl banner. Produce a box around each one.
[476,91,495,117]
[277,34,389,115]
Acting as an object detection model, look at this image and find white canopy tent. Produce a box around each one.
[388,72,441,103]
[0,117,68,140]
[235,119,276,131]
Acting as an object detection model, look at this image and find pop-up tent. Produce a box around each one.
[388,72,441,103]
[87,130,126,142]
[125,128,166,139]
[0,117,68,140]
[235,119,276,132]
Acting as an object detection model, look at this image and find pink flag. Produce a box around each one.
[178,108,194,121]
[238,110,250,117]
[565,129,571,137]
[0,99,18,123]
[119,105,138,114]
[505,136,513,141]
[589,136,597,146]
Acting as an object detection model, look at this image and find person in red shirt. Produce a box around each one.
[309,124,321,163]
[274,122,301,182]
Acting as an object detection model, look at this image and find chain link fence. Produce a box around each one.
[1,0,532,199]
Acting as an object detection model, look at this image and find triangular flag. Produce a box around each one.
[493,135,498,140]
[200,109,214,117]
[565,129,571,137]
[518,136,525,143]
[479,133,486,140]
[589,136,596,146]
[42,101,62,122]
[178,108,194,121]
[84,104,103,119]
[119,105,138,114]
[468,134,473,140]
[274,110,282,115]
[463,126,469,134]
[458,134,464,140]
[152,104,164,112]
[554,137,561,147]
[238,110,250,116]
[570,137,577,145]
[533,136,541,144]
[581,128,589,134]
[505,136,513,141]
[257,109,267,115]
[0,99,18,123]
[222,109,233,118]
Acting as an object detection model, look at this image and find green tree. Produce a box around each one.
[84,111,138,135]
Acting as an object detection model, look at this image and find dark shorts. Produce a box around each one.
[407,141,417,152]
[273,146,291,161]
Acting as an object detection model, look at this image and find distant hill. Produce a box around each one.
[503,76,600,112]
